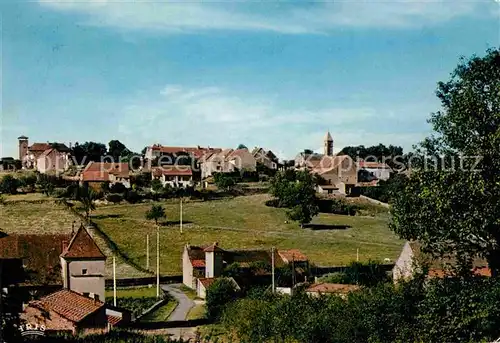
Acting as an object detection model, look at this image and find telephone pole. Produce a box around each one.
[113,255,117,307]
[180,198,183,234]
[271,247,275,293]
[146,234,150,270]
[156,227,160,298]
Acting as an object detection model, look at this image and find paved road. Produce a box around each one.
[161,283,195,322]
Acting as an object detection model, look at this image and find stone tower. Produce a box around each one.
[18,135,29,162]
[324,131,333,156]
[204,242,224,278]
[60,225,107,301]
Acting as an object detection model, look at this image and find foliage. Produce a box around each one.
[237,143,248,150]
[223,276,500,343]
[316,198,359,215]
[106,193,123,204]
[339,143,405,170]
[71,141,107,164]
[108,139,130,162]
[105,296,158,318]
[269,169,319,226]
[28,330,196,342]
[18,173,37,192]
[124,189,141,204]
[131,172,152,188]
[213,173,236,191]
[0,175,20,194]
[145,204,166,225]
[151,179,163,193]
[391,49,500,275]
[358,173,407,203]
[206,278,240,321]
[75,185,97,220]
[109,182,127,194]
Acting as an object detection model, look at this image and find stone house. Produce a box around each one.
[81,162,130,189]
[252,147,279,170]
[200,148,257,179]
[36,147,72,174]
[392,241,491,283]
[1,225,129,335]
[18,136,71,170]
[22,289,108,336]
[144,144,222,161]
[152,166,193,188]
[182,243,309,298]
[312,155,358,195]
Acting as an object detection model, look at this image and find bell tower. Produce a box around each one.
[18,136,29,165]
[324,131,333,156]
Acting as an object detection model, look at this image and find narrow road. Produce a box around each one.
[161,283,195,322]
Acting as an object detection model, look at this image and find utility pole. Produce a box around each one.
[271,247,275,293]
[356,248,359,262]
[113,255,117,307]
[156,226,160,299]
[292,254,296,289]
[146,234,150,270]
[180,198,183,234]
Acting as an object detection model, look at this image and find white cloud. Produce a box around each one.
[116,84,426,158]
[38,0,494,34]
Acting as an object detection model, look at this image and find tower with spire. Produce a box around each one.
[324,131,333,156]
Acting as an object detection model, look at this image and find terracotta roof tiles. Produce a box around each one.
[31,289,104,323]
[61,226,106,259]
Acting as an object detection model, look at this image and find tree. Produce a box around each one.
[390,49,500,275]
[237,144,248,150]
[214,174,236,191]
[0,175,19,195]
[76,186,97,220]
[206,278,239,320]
[145,204,166,226]
[106,193,123,204]
[270,170,319,227]
[108,140,130,162]
[151,179,163,193]
[71,141,107,164]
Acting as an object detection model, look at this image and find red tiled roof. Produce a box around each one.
[0,234,71,285]
[278,249,309,263]
[61,226,106,259]
[198,278,216,288]
[191,259,206,268]
[152,166,193,176]
[29,143,51,152]
[306,283,360,294]
[82,162,130,181]
[107,315,122,326]
[30,289,104,323]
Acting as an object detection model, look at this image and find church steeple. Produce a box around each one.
[324,131,333,156]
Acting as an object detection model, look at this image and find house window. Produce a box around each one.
[82,269,88,275]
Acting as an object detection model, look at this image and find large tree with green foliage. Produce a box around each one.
[391,48,500,275]
[145,204,166,226]
[108,140,130,162]
[0,175,19,195]
[270,169,319,227]
[76,186,97,220]
[206,278,239,320]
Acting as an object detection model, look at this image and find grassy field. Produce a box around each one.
[105,286,157,299]
[187,303,206,320]
[139,301,178,322]
[92,194,404,275]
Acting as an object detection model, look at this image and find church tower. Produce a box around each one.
[324,131,333,156]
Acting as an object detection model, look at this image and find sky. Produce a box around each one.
[1,1,499,160]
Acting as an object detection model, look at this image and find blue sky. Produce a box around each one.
[2,1,499,159]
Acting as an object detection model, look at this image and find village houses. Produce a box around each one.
[18,135,72,173]
[0,225,130,335]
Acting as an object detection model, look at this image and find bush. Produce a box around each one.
[206,278,240,320]
[106,193,123,204]
[0,175,20,194]
[109,182,127,194]
[52,187,67,198]
[264,199,281,208]
[124,189,142,203]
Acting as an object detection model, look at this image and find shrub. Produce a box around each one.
[109,182,127,194]
[206,278,240,320]
[106,193,123,204]
[124,189,141,204]
[0,175,20,194]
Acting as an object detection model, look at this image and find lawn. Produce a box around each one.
[105,286,162,318]
[187,303,206,320]
[139,300,177,322]
[92,194,404,275]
